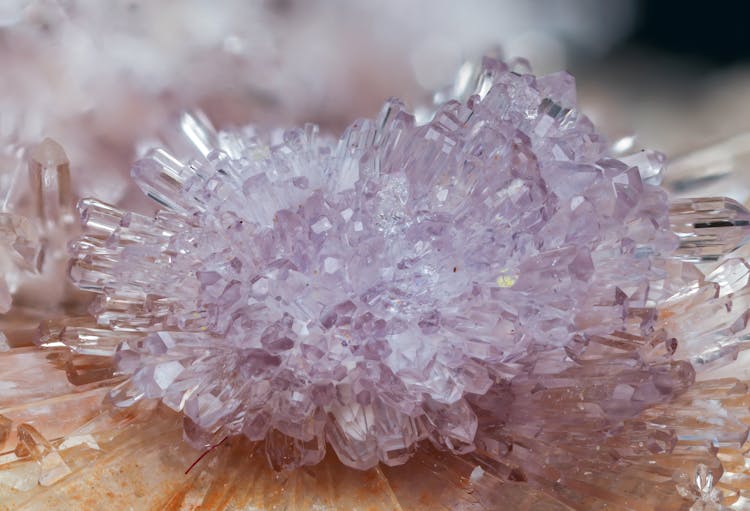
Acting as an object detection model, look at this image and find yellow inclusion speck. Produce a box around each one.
[496,274,516,288]
[251,146,271,161]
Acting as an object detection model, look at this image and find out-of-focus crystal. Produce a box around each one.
[0,415,11,448]
[27,138,73,229]
[663,131,750,204]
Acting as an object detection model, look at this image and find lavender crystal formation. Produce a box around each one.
[69,58,682,470]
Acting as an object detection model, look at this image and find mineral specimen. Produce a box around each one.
[1,53,750,511]
[69,57,688,470]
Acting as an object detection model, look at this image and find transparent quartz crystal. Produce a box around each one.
[0,137,76,321]
[4,55,750,510]
[69,57,691,471]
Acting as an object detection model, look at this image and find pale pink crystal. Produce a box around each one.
[70,58,680,470]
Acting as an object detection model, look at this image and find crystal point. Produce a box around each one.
[27,137,73,228]
[67,57,692,471]
[670,197,750,261]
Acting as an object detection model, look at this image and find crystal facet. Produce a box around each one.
[69,58,686,470]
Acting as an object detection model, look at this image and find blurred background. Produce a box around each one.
[1,0,749,204]
[1,0,749,331]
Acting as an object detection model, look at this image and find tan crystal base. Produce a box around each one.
[0,404,567,511]
[3,312,750,510]
[1,348,748,510]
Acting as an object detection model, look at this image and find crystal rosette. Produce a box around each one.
[1,57,750,510]
[67,56,681,468]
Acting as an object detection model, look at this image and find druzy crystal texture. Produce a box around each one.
[5,56,750,510]
[68,57,683,470]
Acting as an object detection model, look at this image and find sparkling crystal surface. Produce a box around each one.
[70,58,682,470]
[2,3,750,507]
[2,54,750,510]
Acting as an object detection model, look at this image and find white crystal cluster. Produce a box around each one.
[70,58,677,469]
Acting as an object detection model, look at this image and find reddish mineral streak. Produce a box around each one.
[185,435,229,475]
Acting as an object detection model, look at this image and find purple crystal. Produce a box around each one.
[70,58,679,470]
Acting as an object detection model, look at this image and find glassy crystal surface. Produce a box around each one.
[70,57,686,470]
[0,137,76,320]
[1,54,750,511]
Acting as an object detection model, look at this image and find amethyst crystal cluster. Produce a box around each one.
[68,58,710,471]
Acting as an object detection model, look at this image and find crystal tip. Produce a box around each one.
[29,137,69,167]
